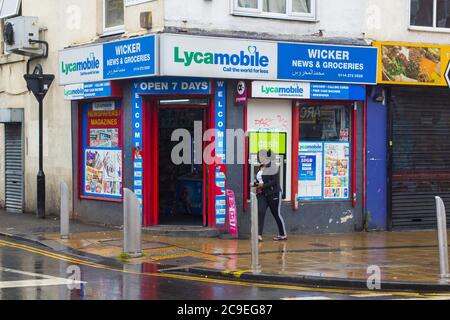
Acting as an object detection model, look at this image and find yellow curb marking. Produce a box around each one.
[0,239,448,298]
[232,270,253,278]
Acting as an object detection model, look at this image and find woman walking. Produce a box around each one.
[252,149,287,242]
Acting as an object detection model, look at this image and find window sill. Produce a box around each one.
[232,11,318,23]
[408,25,450,34]
[101,27,126,38]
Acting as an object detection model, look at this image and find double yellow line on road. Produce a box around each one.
[0,238,448,299]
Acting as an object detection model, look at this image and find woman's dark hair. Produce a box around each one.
[258,149,274,165]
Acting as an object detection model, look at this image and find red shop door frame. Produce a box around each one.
[142,96,215,227]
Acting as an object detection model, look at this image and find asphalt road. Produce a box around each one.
[0,235,449,301]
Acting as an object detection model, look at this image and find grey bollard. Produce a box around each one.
[60,181,70,240]
[435,197,450,278]
[124,188,142,258]
[250,187,260,273]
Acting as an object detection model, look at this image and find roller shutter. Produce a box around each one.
[390,87,450,230]
[4,123,24,213]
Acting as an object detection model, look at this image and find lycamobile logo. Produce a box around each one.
[261,85,305,95]
[61,53,100,75]
[174,46,269,67]
[64,88,84,96]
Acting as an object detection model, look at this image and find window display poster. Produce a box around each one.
[85,149,123,198]
[323,142,350,200]
[300,155,316,181]
[298,142,323,200]
[90,128,119,148]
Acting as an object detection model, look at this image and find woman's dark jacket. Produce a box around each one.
[255,163,282,197]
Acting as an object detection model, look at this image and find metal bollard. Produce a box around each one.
[124,188,143,258]
[435,196,450,278]
[60,181,70,240]
[250,187,260,273]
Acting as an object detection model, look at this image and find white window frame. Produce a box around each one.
[231,0,317,22]
[409,0,450,33]
[0,0,21,19]
[103,0,125,36]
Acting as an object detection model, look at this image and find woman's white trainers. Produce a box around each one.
[273,236,288,241]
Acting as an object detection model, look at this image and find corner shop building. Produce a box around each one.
[59,33,379,235]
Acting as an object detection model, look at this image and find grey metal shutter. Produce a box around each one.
[4,123,24,213]
[390,87,450,230]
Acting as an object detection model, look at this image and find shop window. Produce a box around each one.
[80,101,123,201]
[103,0,124,35]
[233,0,316,21]
[297,105,352,201]
[300,105,351,142]
[410,0,450,30]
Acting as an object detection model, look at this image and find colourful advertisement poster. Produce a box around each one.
[298,142,323,200]
[226,189,238,237]
[374,41,450,86]
[323,143,350,200]
[85,149,122,198]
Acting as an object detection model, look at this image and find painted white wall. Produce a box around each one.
[164,0,366,40]
[0,0,165,214]
[364,0,450,44]
[247,99,292,201]
[164,0,450,45]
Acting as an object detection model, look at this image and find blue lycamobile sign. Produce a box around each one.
[59,35,157,85]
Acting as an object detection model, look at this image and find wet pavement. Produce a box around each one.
[2,210,450,296]
[1,235,449,300]
[41,230,450,286]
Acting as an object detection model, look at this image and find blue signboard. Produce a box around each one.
[299,155,316,181]
[84,81,112,98]
[103,35,156,80]
[135,78,211,95]
[277,43,378,84]
[215,80,227,227]
[310,83,366,100]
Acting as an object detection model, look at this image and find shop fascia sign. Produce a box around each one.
[63,81,121,100]
[374,41,450,87]
[160,34,278,80]
[251,81,366,101]
[160,34,378,85]
[446,61,450,88]
[59,35,157,85]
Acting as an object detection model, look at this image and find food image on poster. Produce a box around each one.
[381,45,441,84]
[85,149,122,197]
[90,128,119,148]
[323,143,350,200]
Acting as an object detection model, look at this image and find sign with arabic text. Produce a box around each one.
[277,43,378,84]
